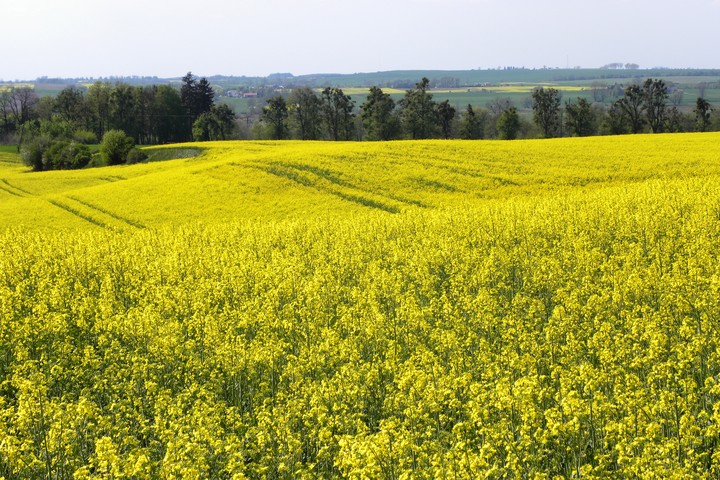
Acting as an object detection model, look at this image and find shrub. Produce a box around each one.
[62,142,92,169]
[41,141,92,170]
[73,129,99,145]
[20,135,51,171]
[100,130,134,166]
[126,148,148,165]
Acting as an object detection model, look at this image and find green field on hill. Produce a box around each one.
[2,135,720,478]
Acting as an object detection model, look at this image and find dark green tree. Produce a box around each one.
[531,87,561,138]
[564,98,596,137]
[321,88,355,140]
[132,86,157,144]
[436,100,456,139]
[643,78,668,133]
[109,83,136,135]
[192,113,217,142]
[210,104,237,140]
[192,104,236,141]
[361,87,399,141]
[54,86,86,125]
[694,97,712,132]
[262,96,289,140]
[617,84,646,133]
[289,87,322,140]
[86,82,112,138]
[399,77,437,139]
[181,72,215,138]
[460,105,486,140]
[497,107,520,140]
[665,106,693,133]
[154,85,186,144]
[602,102,629,135]
[41,140,92,170]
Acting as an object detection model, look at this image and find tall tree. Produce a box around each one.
[694,97,712,132]
[643,78,668,133]
[86,82,112,138]
[399,77,437,139]
[109,83,135,135]
[181,72,215,138]
[436,100,456,139]
[262,96,289,140]
[497,107,520,140]
[564,98,596,137]
[321,87,355,141]
[361,87,399,141]
[602,102,629,135]
[132,86,157,144]
[153,85,186,144]
[460,104,486,140]
[0,91,11,137]
[3,87,39,150]
[289,87,322,140]
[617,84,645,134]
[54,86,86,125]
[531,87,561,138]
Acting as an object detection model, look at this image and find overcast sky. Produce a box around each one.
[3,0,720,80]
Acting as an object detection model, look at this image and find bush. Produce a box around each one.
[42,141,92,170]
[20,136,51,171]
[126,148,148,165]
[100,130,134,166]
[73,129,99,145]
[39,118,75,140]
[62,142,92,169]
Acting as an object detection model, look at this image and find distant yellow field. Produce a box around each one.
[471,84,586,93]
[316,85,585,96]
[316,87,406,95]
[0,83,34,91]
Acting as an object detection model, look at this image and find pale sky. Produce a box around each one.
[3,0,720,80]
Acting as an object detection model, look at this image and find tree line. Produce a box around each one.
[1,72,236,170]
[2,75,718,170]
[258,77,718,141]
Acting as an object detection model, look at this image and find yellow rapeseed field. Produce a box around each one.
[1,134,720,478]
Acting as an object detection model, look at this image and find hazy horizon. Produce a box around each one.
[3,0,720,81]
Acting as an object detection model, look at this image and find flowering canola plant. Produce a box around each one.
[1,134,720,477]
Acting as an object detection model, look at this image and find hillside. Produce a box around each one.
[2,136,720,478]
[2,134,720,232]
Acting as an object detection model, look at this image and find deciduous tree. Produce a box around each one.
[262,96,289,140]
[531,87,561,138]
[497,106,520,140]
[192,104,237,141]
[399,77,437,139]
[289,87,321,140]
[181,72,215,138]
[460,104,486,140]
[436,100,456,139]
[100,129,134,165]
[564,98,596,137]
[617,84,645,134]
[361,87,399,141]
[643,78,668,133]
[694,97,712,132]
[321,87,355,141]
